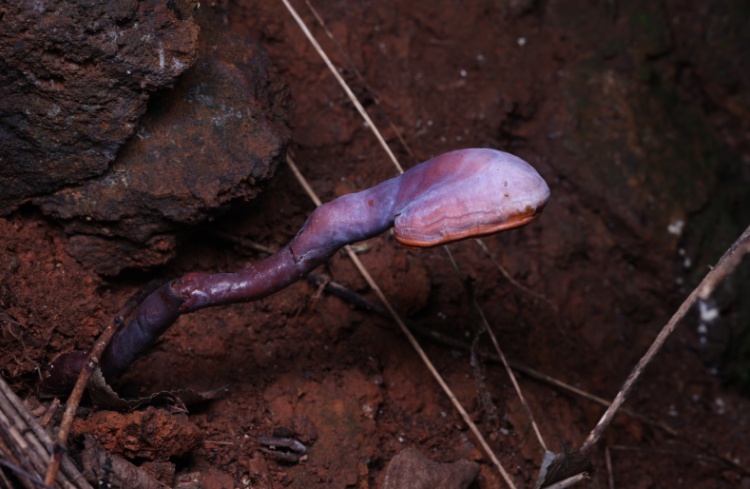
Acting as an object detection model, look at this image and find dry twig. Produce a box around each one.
[580,224,750,454]
[280,0,403,173]
[43,286,156,487]
[302,0,418,162]
[543,472,590,489]
[0,376,90,489]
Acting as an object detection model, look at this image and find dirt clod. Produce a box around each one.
[73,406,203,461]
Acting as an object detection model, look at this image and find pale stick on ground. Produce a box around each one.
[580,224,750,454]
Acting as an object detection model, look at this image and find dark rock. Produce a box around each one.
[34,8,290,275]
[0,0,199,213]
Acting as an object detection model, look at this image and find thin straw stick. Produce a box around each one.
[303,0,418,162]
[474,238,552,306]
[286,154,518,489]
[280,0,403,174]
[444,247,549,452]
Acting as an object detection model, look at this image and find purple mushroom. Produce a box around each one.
[42,148,550,394]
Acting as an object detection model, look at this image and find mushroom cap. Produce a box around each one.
[393,148,550,248]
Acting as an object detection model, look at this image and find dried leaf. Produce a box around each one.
[87,368,227,411]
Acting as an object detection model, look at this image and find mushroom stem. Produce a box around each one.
[42,148,550,394]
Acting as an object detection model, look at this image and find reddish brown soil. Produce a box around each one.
[2,1,750,488]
